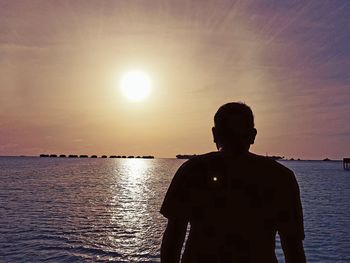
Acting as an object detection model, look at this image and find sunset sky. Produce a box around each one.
[0,0,349,159]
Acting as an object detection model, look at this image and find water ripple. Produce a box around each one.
[0,158,349,262]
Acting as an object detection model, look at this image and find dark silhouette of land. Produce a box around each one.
[39,154,154,159]
[176,154,197,159]
[160,102,306,263]
[142,155,154,159]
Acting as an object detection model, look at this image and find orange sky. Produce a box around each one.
[0,1,349,159]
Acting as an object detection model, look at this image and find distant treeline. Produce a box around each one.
[39,154,154,159]
[176,154,197,159]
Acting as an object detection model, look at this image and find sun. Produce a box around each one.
[120,70,152,101]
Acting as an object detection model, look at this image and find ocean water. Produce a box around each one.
[0,157,349,262]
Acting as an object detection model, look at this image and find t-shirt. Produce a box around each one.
[160,151,305,263]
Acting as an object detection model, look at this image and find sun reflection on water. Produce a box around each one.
[109,159,154,258]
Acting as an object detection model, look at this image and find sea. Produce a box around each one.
[0,157,349,262]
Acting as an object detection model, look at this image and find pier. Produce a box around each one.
[344,158,350,170]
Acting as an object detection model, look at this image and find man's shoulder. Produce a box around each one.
[183,152,292,170]
[178,152,295,180]
[183,151,221,165]
[246,153,296,185]
[192,151,222,162]
[176,152,221,174]
[250,153,293,173]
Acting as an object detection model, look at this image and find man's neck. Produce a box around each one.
[219,146,251,158]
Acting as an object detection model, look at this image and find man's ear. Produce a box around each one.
[250,128,257,144]
[212,127,217,143]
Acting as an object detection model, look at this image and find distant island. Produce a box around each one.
[30,154,340,162]
[39,154,154,159]
[176,154,197,159]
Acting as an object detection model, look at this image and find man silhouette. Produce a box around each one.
[160,102,306,263]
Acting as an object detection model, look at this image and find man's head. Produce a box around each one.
[212,102,257,153]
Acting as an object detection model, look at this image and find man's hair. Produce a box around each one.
[214,102,254,137]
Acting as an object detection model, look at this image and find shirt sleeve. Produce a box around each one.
[160,161,192,220]
[277,171,305,240]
